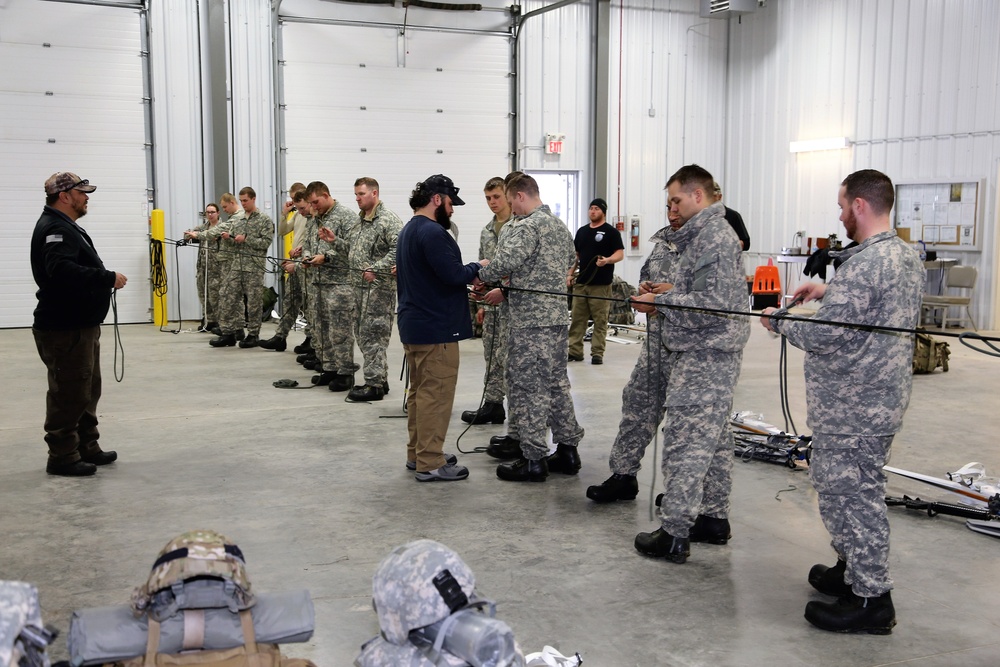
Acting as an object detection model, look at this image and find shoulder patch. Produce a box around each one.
[45,234,63,243]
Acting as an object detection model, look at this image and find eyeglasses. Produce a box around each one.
[62,179,89,193]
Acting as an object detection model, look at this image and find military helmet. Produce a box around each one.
[372,540,476,645]
[130,529,255,617]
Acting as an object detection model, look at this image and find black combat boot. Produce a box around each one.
[808,559,851,597]
[496,457,548,482]
[346,384,385,402]
[258,335,287,351]
[486,435,521,460]
[296,352,315,365]
[586,473,639,503]
[238,334,259,348]
[545,443,581,475]
[293,337,313,354]
[804,591,896,635]
[460,401,506,425]
[302,358,320,370]
[209,334,237,347]
[689,515,732,545]
[634,528,690,563]
[328,374,354,392]
[311,371,336,386]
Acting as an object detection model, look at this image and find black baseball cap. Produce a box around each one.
[422,174,465,206]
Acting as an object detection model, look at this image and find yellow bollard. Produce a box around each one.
[150,209,167,326]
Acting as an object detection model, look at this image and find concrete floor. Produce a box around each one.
[2,320,999,666]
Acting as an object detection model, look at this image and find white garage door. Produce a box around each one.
[0,0,151,328]
[279,20,511,260]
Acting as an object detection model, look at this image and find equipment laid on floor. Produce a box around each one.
[67,530,316,666]
[885,463,1000,538]
[730,412,811,468]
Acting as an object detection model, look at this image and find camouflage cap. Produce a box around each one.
[44,172,96,195]
[130,530,255,617]
[372,539,476,645]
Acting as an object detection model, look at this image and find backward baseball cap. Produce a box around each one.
[422,174,465,206]
[44,172,96,195]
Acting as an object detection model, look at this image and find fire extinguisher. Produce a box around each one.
[630,217,640,249]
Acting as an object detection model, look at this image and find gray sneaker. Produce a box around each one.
[406,453,458,471]
[414,462,469,482]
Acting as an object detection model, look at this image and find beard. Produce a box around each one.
[73,199,88,219]
[842,209,857,241]
[434,203,452,229]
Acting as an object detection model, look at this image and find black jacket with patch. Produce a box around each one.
[31,206,116,330]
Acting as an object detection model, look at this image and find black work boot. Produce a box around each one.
[346,384,385,402]
[486,435,521,460]
[586,473,639,503]
[808,559,851,597]
[258,335,287,351]
[80,449,117,466]
[634,528,690,564]
[545,443,581,475]
[311,371,337,386]
[293,337,313,354]
[238,334,259,348]
[296,352,315,365]
[46,459,97,477]
[382,381,390,395]
[209,334,237,347]
[496,457,548,482]
[689,515,732,545]
[805,591,896,635]
[328,374,354,392]
[460,401,506,425]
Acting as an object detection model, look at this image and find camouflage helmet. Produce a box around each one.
[372,540,476,645]
[130,530,255,617]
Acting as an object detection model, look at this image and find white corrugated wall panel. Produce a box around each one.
[517,1,593,230]
[0,0,150,328]
[603,1,728,285]
[280,20,510,263]
[726,0,1000,327]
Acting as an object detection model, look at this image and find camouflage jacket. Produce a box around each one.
[773,230,924,436]
[344,201,403,288]
[641,225,679,284]
[653,202,750,352]
[478,204,575,329]
[476,214,513,311]
[202,209,273,273]
[300,201,355,286]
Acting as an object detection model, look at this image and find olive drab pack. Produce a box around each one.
[913,331,950,374]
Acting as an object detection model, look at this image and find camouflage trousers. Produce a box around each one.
[275,267,309,338]
[482,305,508,404]
[352,284,396,385]
[608,318,669,475]
[196,245,223,323]
[308,282,356,375]
[809,433,894,597]
[657,402,734,538]
[218,268,264,336]
[507,325,584,460]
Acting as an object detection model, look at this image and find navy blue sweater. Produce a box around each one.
[396,216,481,345]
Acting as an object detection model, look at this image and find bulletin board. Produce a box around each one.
[893,180,982,251]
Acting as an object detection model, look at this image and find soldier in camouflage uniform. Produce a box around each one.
[189,193,244,335]
[302,181,357,392]
[343,178,403,402]
[461,177,514,425]
[586,211,682,503]
[476,174,584,483]
[260,185,311,352]
[198,187,274,348]
[762,170,924,634]
[631,165,749,564]
[184,202,222,329]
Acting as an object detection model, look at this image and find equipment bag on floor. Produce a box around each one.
[913,331,949,374]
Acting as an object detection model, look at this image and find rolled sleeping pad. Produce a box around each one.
[67,589,314,666]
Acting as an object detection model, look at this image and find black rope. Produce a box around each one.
[110,289,124,382]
